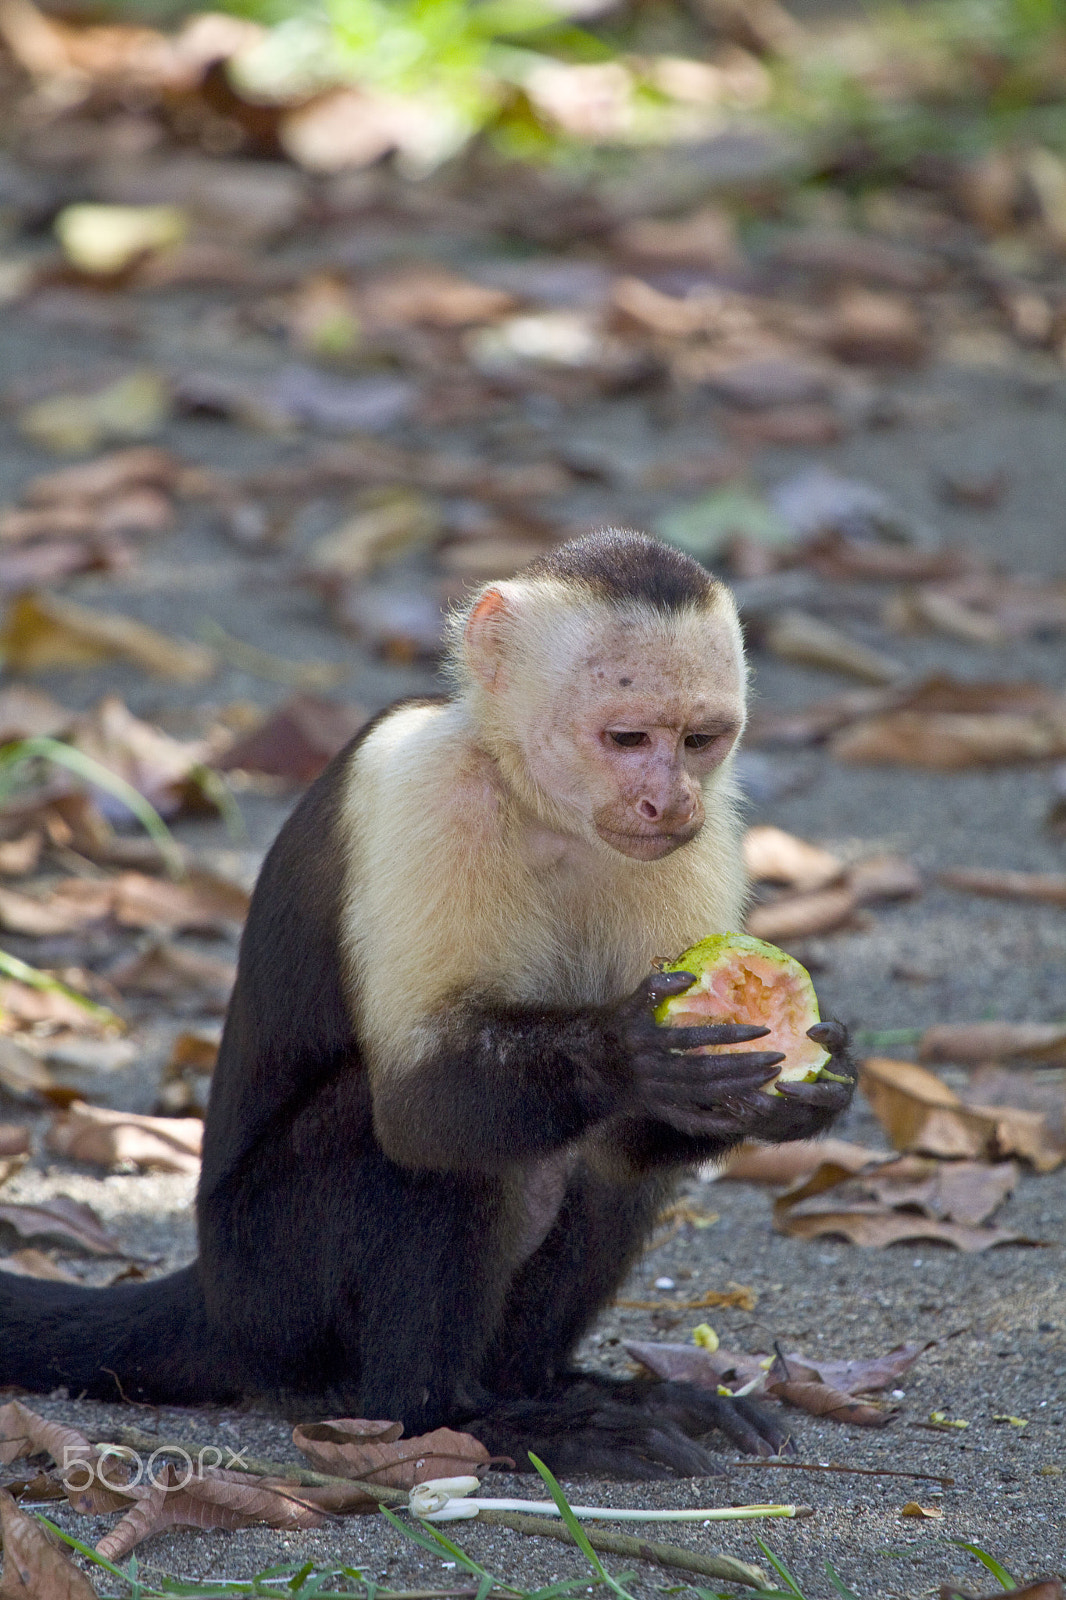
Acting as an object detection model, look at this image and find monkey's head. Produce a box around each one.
[453,529,746,862]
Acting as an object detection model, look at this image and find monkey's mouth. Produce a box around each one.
[595,821,702,860]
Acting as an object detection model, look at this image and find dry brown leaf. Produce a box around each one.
[724,403,845,447]
[942,1584,1063,1600]
[900,1500,943,1518]
[70,697,209,819]
[0,1488,97,1600]
[748,673,1060,748]
[612,207,740,271]
[860,1057,1064,1168]
[21,447,182,507]
[773,1154,1041,1248]
[624,1341,766,1391]
[764,1353,897,1426]
[0,1250,77,1281]
[626,1337,930,1409]
[825,289,927,366]
[46,1102,202,1173]
[831,709,1066,768]
[742,825,843,892]
[762,610,903,685]
[0,1401,96,1474]
[807,535,983,583]
[94,1463,359,1562]
[0,687,69,744]
[0,884,103,938]
[293,1419,490,1487]
[774,229,942,289]
[0,1037,60,1101]
[107,940,235,1008]
[0,979,109,1036]
[109,869,249,932]
[720,1138,889,1185]
[0,1197,124,1255]
[216,695,367,784]
[1,593,215,682]
[937,867,1066,906]
[847,854,923,904]
[919,1021,1066,1065]
[361,267,515,330]
[746,884,861,941]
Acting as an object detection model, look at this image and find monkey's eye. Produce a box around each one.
[685,733,716,751]
[607,731,648,748]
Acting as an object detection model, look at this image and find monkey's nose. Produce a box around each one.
[636,798,661,821]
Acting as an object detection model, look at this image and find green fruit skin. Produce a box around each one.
[654,932,831,1083]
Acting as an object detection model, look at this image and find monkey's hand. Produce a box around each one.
[750,1017,857,1143]
[614,971,788,1139]
[696,1017,857,1152]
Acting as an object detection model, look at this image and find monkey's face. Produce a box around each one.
[526,610,746,862]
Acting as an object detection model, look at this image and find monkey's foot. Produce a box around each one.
[561,1375,793,1458]
[467,1393,732,1479]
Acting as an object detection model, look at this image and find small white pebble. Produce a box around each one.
[912,1259,923,1267]
[654,1277,675,1290]
[892,1389,906,1399]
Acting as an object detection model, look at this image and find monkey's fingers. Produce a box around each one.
[776,1079,854,1109]
[652,1022,771,1051]
[723,1395,795,1458]
[642,1051,784,1094]
[808,1019,849,1052]
[633,971,698,1010]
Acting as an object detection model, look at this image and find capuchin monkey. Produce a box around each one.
[0,529,856,1478]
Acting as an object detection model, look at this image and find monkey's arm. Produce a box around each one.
[367,974,785,1171]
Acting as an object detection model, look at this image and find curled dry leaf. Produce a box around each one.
[0,1036,61,1101]
[216,695,367,784]
[293,1418,490,1487]
[0,1249,78,1280]
[742,825,842,892]
[764,1351,897,1427]
[0,1488,97,1600]
[937,867,1066,906]
[0,1400,96,1473]
[626,1338,930,1413]
[46,1101,202,1173]
[919,1021,1066,1065]
[21,446,182,506]
[94,1463,374,1562]
[0,1196,124,1255]
[70,696,210,820]
[899,1500,943,1518]
[0,1126,30,1159]
[1,593,215,682]
[720,1137,890,1186]
[861,1057,1065,1170]
[761,610,904,685]
[831,709,1066,768]
[746,884,862,941]
[107,940,236,1009]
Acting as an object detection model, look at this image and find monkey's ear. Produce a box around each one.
[463,584,520,689]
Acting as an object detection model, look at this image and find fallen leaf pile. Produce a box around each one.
[625,1336,931,1427]
[0,1399,490,1569]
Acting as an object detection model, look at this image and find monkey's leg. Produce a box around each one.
[318,1150,518,1431]
[470,1168,790,1476]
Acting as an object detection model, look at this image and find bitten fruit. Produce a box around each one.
[655,933,831,1091]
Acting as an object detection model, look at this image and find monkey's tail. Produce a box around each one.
[0,1264,239,1404]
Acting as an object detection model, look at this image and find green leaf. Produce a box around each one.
[527,1454,637,1600]
[753,1541,807,1600]
[951,1542,1017,1591]
[0,736,184,878]
[0,946,122,1027]
[825,1562,862,1600]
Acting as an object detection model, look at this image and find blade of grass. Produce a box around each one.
[36,1514,141,1584]
[951,1543,1017,1590]
[0,738,184,878]
[0,945,122,1027]
[527,1454,637,1600]
[753,1542,806,1600]
[378,1507,521,1599]
[825,1563,861,1600]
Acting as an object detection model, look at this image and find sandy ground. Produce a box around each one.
[0,214,1064,1597]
